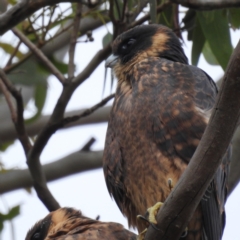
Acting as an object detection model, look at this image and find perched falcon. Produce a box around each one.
[25,207,137,240]
[103,24,230,239]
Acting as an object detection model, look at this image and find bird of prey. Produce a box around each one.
[103,24,230,239]
[25,207,137,240]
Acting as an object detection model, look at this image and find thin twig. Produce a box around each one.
[0,78,17,122]
[0,69,31,155]
[121,0,127,22]
[5,40,22,68]
[12,27,66,84]
[68,3,82,79]
[131,1,171,28]
[80,137,96,151]
[62,94,115,126]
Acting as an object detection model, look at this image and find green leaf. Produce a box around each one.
[202,41,219,65]
[191,17,205,66]
[0,140,14,152]
[150,0,157,23]
[0,205,20,222]
[158,5,173,28]
[49,57,68,74]
[229,8,240,29]
[182,9,196,41]
[8,61,49,86]
[0,42,24,59]
[8,0,17,5]
[102,32,112,48]
[197,10,232,70]
[25,83,47,124]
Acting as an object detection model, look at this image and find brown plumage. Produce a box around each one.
[103,24,230,239]
[25,207,137,240]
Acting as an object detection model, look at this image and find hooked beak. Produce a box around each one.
[105,54,118,68]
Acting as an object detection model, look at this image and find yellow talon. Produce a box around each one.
[137,228,147,240]
[147,202,163,224]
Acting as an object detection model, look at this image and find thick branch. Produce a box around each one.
[145,41,240,240]
[228,126,240,195]
[0,150,103,194]
[0,106,111,144]
[170,0,240,10]
[0,0,100,35]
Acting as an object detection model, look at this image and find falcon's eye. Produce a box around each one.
[121,38,136,50]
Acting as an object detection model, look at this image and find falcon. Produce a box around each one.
[25,207,137,240]
[103,24,230,239]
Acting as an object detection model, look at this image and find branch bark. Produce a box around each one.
[12,28,66,84]
[0,106,111,144]
[170,0,240,10]
[0,150,103,194]
[145,40,240,240]
[0,0,100,35]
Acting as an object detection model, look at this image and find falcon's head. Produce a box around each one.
[25,207,83,240]
[105,24,188,80]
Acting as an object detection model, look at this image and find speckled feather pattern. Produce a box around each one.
[103,25,229,240]
[25,208,137,240]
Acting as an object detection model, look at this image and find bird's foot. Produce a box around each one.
[137,228,147,240]
[136,202,163,239]
[147,202,163,224]
[180,227,188,238]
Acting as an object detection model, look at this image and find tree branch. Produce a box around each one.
[12,28,66,84]
[0,150,103,194]
[68,3,82,79]
[62,94,114,126]
[0,69,32,154]
[0,106,111,144]
[0,78,17,123]
[0,0,100,35]
[131,1,171,28]
[228,126,240,195]
[145,40,240,240]
[170,0,240,10]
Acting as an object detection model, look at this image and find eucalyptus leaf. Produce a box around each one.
[197,10,232,70]
[182,9,196,41]
[0,205,20,222]
[191,17,205,66]
[102,32,112,48]
[229,8,240,29]
[7,61,49,86]
[0,42,24,59]
[158,5,173,28]
[25,83,47,124]
[202,41,219,65]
